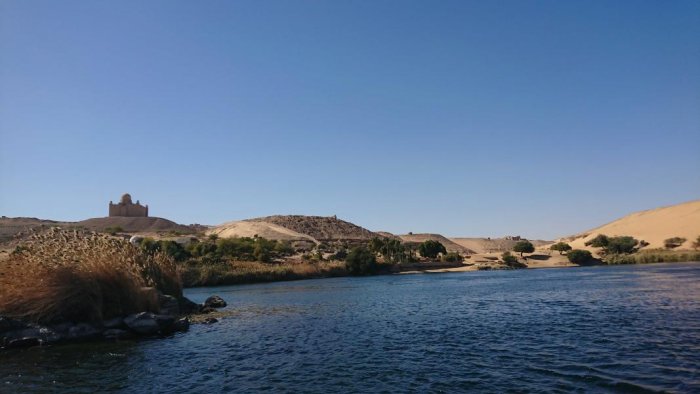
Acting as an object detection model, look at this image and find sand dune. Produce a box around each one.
[208,215,378,245]
[562,200,700,250]
[399,233,476,254]
[450,238,549,254]
[207,220,316,242]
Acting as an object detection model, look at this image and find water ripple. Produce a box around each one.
[2,263,700,392]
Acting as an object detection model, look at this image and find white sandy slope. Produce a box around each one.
[206,220,317,243]
[563,200,700,250]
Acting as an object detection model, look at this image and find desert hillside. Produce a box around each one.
[209,215,378,244]
[207,220,316,242]
[450,237,550,254]
[399,233,476,254]
[0,217,70,244]
[0,216,198,245]
[77,217,195,234]
[562,200,700,250]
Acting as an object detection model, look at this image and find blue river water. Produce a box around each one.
[2,262,700,393]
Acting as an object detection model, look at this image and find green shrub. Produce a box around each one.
[345,246,378,275]
[585,234,609,248]
[159,240,191,262]
[664,237,687,249]
[441,252,463,263]
[501,252,526,268]
[418,240,447,259]
[605,236,639,254]
[585,234,639,254]
[694,236,700,250]
[567,249,593,264]
[140,237,161,254]
[330,248,348,261]
[513,240,534,256]
[550,242,572,255]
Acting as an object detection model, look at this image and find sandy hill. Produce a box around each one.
[562,200,700,250]
[247,215,377,241]
[207,220,316,242]
[0,217,70,244]
[399,233,476,254]
[450,237,550,254]
[208,215,378,244]
[77,217,195,234]
[0,216,195,245]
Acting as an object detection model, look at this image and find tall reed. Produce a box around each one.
[0,228,182,324]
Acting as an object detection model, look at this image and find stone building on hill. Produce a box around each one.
[109,193,148,217]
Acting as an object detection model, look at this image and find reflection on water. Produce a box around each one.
[2,262,700,392]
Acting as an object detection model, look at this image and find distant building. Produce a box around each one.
[504,235,522,241]
[109,193,148,217]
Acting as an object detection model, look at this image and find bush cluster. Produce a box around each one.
[567,249,593,264]
[664,237,687,249]
[140,236,296,264]
[513,240,535,256]
[418,240,447,259]
[550,242,572,255]
[345,246,378,275]
[585,234,639,254]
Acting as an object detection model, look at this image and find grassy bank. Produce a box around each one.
[180,260,348,287]
[602,249,700,265]
[0,228,181,324]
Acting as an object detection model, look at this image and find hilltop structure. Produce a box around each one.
[109,193,148,217]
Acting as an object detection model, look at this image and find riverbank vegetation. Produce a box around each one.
[0,228,181,324]
[566,233,700,265]
[136,235,455,286]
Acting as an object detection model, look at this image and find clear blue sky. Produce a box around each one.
[1,0,699,239]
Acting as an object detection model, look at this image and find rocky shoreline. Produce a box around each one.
[0,293,227,351]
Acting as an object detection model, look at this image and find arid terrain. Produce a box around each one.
[2,200,699,273]
[560,200,700,251]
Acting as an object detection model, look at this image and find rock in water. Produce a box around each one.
[6,337,40,349]
[67,323,101,341]
[103,317,125,329]
[103,329,132,340]
[178,297,201,314]
[172,317,190,332]
[159,294,180,316]
[204,295,227,308]
[124,312,160,335]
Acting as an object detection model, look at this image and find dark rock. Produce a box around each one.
[6,337,41,349]
[199,306,216,314]
[49,322,73,335]
[202,317,218,324]
[172,317,190,332]
[204,295,227,308]
[178,297,201,314]
[103,317,125,329]
[124,312,160,335]
[37,327,62,344]
[159,294,180,316]
[103,329,133,340]
[0,316,28,333]
[155,315,175,330]
[67,323,101,341]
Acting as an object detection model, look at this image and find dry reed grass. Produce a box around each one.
[0,227,181,324]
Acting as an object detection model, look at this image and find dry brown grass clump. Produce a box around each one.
[0,228,181,324]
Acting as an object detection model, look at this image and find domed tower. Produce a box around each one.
[109,193,148,217]
[120,193,133,205]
